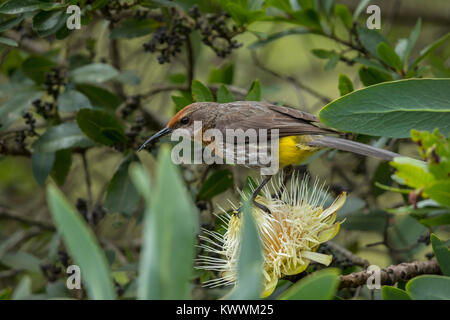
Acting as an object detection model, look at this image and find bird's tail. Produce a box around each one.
[307,135,400,161]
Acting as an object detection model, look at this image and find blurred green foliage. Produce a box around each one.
[0,0,449,300]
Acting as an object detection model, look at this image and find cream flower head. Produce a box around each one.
[197,174,346,298]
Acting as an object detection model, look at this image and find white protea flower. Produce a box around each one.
[197,174,346,298]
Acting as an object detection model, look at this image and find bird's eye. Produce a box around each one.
[180,117,189,125]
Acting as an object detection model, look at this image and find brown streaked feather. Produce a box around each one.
[214,101,338,137]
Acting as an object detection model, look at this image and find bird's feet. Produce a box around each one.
[235,200,271,216]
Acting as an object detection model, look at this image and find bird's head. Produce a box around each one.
[138,102,218,151]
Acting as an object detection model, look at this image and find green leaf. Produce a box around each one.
[0,90,41,131]
[0,287,11,300]
[353,0,371,20]
[279,268,339,300]
[105,153,140,216]
[129,164,152,204]
[134,148,198,299]
[382,286,411,300]
[76,109,126,146]
[76,84,122,111]
[32,9,67,37]
[114,71,141,85]
[197,169,233,200]
[51,149,72,186]
[246,79,261,101]
[410,32,450,70]
[419,213,450,227]
[390,161,435,190]
[431,234,450,276]
[377,42,403,72]
[208,64,234,85]
[342,209,387,232]
[110,19,157,39]
[319,79,450,138]
[356,26,388,58]
[354,57,391,74]
[0,0,41,14]
[31,151,56,186]
[11,276,31,300]
[217,84,235,103]
[425,181,450,207]
[192,80,214,102]
[334,4,352,29]
[0,14,24,32]
[403,18,421,64]
[172,95,192,113]
[70,63,119,84]
[312,49,335,59]
[224,3,264,25]
[0,36,18,47]
[358,66,392,86]
[338,74,354,96]
[324,53,339,71]
[33,122,95,153]
[406,275,450,300]
[292,9,321,29]
[227,200,263,299]
[46,185,116,300]
[266,0,292,13]
[168,73,186,84]
[58,89,92,112]
[0,251,41,273]
[22,56,57,84]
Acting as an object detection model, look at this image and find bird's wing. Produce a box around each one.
[215,101,338,137]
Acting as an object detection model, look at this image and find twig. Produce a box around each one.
[4,30,49,54]
[0,269,23,280]
[251,52,332,104]
[186,36,194,91]
[339,260,441,289]
[0,115,76,137]
[0,207,55,231]
[141,85,187,100]
[327,241,370,268]
[81,151,93,211]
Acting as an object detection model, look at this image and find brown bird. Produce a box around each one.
[138,101,399,213]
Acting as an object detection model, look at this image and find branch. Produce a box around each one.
[4,30,49,55]
[339,260,441,289]
[186,36,194,91]
[326,241,369,268]
[0,115,75,137]
[0,207,55,231]
[251,52,332,104]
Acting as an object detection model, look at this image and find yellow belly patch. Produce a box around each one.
[278,136,319,168]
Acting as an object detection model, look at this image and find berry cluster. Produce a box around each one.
[75,198,106,226]
[41,263,62,282]
[22,112,38,137]
[143,6,242,64]
[33,99,54,120]
[126,117,145,142]
[120,95,141,119]
[44,67,65,99]
[191,7,242,58]
[143,21,191,64]
[14,131,26,150]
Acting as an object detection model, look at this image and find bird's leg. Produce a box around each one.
[236,175,272,216]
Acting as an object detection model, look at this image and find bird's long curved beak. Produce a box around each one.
[137,127,172,152]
